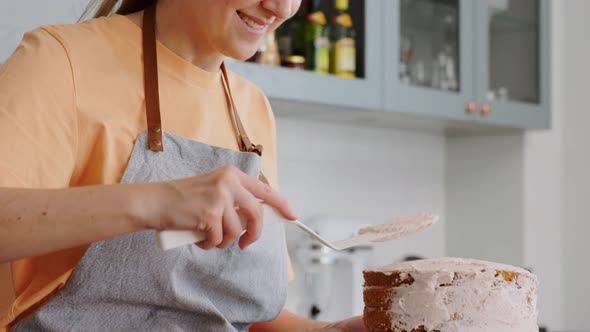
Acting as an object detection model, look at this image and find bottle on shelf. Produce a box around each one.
[329,0,356,78]
[276,17,296,58]
[247,31,281,67]
[260,31,281,66]
[304,0,330,74]
[280,55,306,70]
[291,0,311,62]
[399,36,413,85]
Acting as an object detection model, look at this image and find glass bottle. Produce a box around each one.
[292,0,311,60]
[304,0,330,73]
[329,0,356,78]
[260,31,281,66]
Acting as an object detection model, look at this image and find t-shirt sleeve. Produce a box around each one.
[0,27,77,188]
[259,94,279,189]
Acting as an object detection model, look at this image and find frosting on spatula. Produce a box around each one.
[357,213,437,242]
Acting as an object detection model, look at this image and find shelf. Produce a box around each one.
[227,60,529,135]
[269,97,524,136]
[225,61,381,110]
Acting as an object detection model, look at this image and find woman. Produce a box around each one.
[0,0,364,331]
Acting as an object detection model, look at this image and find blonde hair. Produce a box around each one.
[81,0,155,20]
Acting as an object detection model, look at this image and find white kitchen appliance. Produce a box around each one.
[288,216,373,321]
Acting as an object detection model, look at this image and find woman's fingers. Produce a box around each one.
[163,165,298,251]
[197,210,223,250]
[236,171,298,221]
[217,203,244,249]
[233,189,264,249]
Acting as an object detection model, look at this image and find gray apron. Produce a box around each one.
[12,3,288,331]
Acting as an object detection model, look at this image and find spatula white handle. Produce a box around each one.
[156,203,285,250]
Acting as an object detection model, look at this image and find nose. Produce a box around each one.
[260,0,298,20]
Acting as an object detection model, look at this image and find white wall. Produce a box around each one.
[275,117,446,320]
[562,1,590,330]
[0,1,88,62]
[524,1,590,329]
[446,133,525,267]
[522,0,566,329]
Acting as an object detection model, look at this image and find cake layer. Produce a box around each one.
[363,286,394,308]
[364,307,438,332]
[362,258,539,332]
[363,270,415,287]
[364,306,391,331]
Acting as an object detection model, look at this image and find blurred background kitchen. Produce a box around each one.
[1,0,588,331]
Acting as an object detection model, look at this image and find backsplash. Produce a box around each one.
[274,116,446,320]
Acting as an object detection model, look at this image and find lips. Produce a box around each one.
[237,11,275,31]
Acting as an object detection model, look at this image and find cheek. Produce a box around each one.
[291,0,302,17]
[224,0,260,9]
[272,0,302,30]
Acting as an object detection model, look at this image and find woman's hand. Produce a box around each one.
[145,165,298,250]
[312,316,366,332]
[249,311,365,332]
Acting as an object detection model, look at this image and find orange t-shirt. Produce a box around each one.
[0,14,290,330]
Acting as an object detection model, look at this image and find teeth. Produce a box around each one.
[239,12,265,30]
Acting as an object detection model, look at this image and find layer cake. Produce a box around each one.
[363,257,539,332]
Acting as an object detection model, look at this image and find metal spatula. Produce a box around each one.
[157,204,438,251]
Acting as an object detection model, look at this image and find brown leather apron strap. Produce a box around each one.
[220,64,264,157]
[141,3,269,184]
[220,64,269,185]
[142,2,163,152]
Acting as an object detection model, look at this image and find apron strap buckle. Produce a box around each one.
[247,144,264,156]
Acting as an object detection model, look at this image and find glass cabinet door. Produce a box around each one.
[487,0,539,104]
[384,0,475,122]
[399,0,460,92]
[475,0,550,128]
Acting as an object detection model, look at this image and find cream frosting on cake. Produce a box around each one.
[366,257,539,332]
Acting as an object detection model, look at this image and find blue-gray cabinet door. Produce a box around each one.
[473,0,551,129]
[383,0,475,122]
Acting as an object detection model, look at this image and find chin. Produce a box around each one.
[220,38,260,61]
[225,48,259,62]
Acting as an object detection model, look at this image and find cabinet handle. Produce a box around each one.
[480,104,492,116]
[465,102,478,113]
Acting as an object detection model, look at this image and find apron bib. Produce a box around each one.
[12,3,288,331]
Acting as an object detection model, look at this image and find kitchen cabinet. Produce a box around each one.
[382,0,476,124]
[384,0,550,129]
[473,0,550,128]
[227,0,551,130]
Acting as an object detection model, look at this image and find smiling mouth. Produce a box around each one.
[237,11,271,31]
